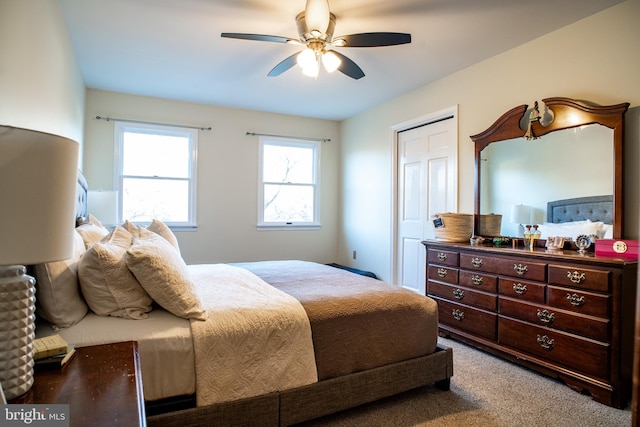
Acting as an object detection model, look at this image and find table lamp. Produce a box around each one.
[88,190,119,227]
[0,125,78,400]
[510,204,532,237]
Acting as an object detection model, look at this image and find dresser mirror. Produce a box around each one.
[471,97,629,240]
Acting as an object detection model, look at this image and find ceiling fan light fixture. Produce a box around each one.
[297,48,317,69]
[302,61,319,78]
[305,0,330,34]
[321,50,341,73]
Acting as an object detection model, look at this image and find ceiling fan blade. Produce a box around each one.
[268,53,300,77]
[221,33,294,44]
[331,51,365,80]
[335,32,411,47]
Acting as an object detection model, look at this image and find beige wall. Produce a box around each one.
[340,0,640,282]
[83,90,340,265]
[0,0,85,146]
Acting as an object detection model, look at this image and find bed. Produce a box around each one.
[538,195,614,241]
[32,172,453,426]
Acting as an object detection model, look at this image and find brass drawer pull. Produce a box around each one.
[437,268,447,278]
[471,257,483,268]
[512,283,527,295]
[453,288,465,300]
[513,263,528,276]
[471,275,483,286]
[437,252,447,261]
[536,334,555,350]
[567,271,586,284]
[566,293,586,306]
[536,309,556,324]
[452,309,464,321]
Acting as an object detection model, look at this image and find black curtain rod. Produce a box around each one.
[246,131,330,143]
[95,116,212,131]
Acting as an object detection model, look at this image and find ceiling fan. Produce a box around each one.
[221,0,411,80]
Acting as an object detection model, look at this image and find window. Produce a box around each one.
[258,136,320,229]
[115,121,197,228]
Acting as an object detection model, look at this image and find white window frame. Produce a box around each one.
[257,136,321,230]
[114,121,198,229]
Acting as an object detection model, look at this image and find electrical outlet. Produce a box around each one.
[352,250,357,259]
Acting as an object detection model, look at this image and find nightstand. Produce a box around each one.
[10,341,146,427]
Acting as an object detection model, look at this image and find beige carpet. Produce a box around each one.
[297,337,631,426]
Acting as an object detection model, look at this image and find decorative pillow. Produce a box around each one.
[78,226,153,319]
[33,230,89,330]
[147,219,181,254]
[126,228,206,321]
[121,220,140,236]
[76,214,109,248]
[601,223,614,239]
[538,220,604,240]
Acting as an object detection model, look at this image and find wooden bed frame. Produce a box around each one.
[73,172,454,426]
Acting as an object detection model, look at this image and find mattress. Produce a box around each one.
[36,307,195,401]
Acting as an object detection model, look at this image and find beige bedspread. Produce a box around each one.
[234,260,439,380]
[188,264,317,406]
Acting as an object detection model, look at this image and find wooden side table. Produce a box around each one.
[10,341,146,427]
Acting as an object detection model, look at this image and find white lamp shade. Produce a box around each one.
[297,48,317,69]
[510,204,532,225]
[0,126,79,265]
[322,50,341,73]
[88,191,119,226]
[305,0,330,33]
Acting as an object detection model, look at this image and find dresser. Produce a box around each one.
[423,241,638,408]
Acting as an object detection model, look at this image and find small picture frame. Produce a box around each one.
[545,236,565,250]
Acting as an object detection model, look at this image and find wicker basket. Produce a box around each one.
[432,213,474,242]
[478,214,503,236]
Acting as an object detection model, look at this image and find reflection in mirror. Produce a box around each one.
[480,124,613,237]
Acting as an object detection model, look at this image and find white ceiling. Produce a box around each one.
[58,0,622,121]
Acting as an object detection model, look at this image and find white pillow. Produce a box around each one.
[78,226,153,319]
[33,230,89,329]
[76,214,109,248]
[126,228,206,321]
[147,219,181,254]
[121,219,180,254]
[538,220,604,240]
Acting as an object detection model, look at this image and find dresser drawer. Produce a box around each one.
[499,317,609,380]
[548,264,610,292]
[547,285,610,318]
[459,270,498,293]
[499,297,609,342]
[498,277,545,303]
[428,248,459,267]
[427,265,458,285]
[435,298,497,341]
[429,281,497,312]
[460,253,546,281]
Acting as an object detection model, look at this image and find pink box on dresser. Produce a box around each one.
[595,239,639,260]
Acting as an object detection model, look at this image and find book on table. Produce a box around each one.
[34,334,69,359]
[34,345,76,371]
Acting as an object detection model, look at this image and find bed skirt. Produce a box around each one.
[147,344,453,426]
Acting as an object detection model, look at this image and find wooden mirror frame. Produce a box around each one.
[470,97,629,239]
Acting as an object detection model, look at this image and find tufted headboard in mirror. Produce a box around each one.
[547,195,613,224]
[75,170,89,225]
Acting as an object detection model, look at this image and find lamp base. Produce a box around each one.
[0,265,36,400]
